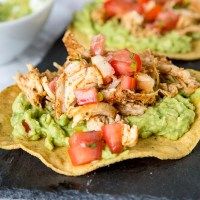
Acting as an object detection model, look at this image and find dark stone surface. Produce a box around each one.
[0,35,200,199]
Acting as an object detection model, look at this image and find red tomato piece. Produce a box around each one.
[74,88,98,106]
[144,4,162,21]
[108,50,142,75]
[134,53,142,72]
[102,123,123,153]
[90,34,105,56]
[69,131,103,147]
[108,49,132,63]
[68,131,103,166]
[68,142,102,166]
[49,77,58,94]
[110,60,134,76]
[121,76,136,90]
[22,120,31,133]
[156,10,179,32]
[108,49,133,76]
[137,0,149,4]
[104,0,142,17]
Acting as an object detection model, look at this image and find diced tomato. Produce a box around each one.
[137,0,149,4]
[110,60,134,76]
[74,88,98,106]
[121,76,136,90]
[49,77,58,94]
[104,0,143,17]
[108,49,132,63]
[90,34,105,56]
[133,53,142,72]
[69,131,102,147]
[108,50,142,76]
[156,10,179,32]
[22,120,31,133]
[131,3,144,15]
[68,142,102,166]
[144,4,162,21]
[102,123,123,153]
[68,131,103,166]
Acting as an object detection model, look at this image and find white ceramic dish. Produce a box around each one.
[0,0,54,65]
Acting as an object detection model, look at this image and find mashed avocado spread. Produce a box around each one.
[126,95,195,140]
[73,0,193,54]
[11,93,86,150]
[0,0,32,22]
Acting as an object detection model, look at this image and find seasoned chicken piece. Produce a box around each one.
[62,31,89,60]
[87,116,105,131]
[118,90,157,105]
[67,103,117,127]
[91,55,115,79]
[139,51,160,89]
[122,124,138,148]
[176,9,200,34]
[159,83,182,97]
[158,64,200,95]
[102,87,157,106]
[41,76,55,101]
[77,67,104,89]
[55,73,66,117]
[120,11,146,36]
[87,115,113,131]
[15,64,45,106]
[136,73,155,93]
[116,103,147,116]
[189,0,200,13]
[55,60,103,117]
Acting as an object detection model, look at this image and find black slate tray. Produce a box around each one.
[0,35,200,200]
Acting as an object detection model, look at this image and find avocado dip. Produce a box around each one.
[126,95,195,140]
[0,0,48,22]
[11,93,87,150]
[72,0,193,54]
[0,0,32,22]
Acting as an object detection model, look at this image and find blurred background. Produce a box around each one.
[0,0,90,90]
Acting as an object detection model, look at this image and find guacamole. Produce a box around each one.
[11,93,86,150]
[73,0,192,54]
[0,0,32,22]
[126,95,195,140]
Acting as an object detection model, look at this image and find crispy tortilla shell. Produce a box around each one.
[0,85,200,176]
[70,27,200,60]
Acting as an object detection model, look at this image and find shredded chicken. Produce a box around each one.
[55,60,103,117]
[62,31,89,60]
[122,124,138,148]
[15,65,45,106]
[158,63,200,95]
[120,11,148,37]
[189,0,200,13]
[87,115,114,131]
[140,51,160,89]
[41,76,55,101]
[116,103,147,116]
[68,103,117,127]
[136,73,155,93]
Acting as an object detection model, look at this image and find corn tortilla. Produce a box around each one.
[0,83,200,176]
[70,27,200,61]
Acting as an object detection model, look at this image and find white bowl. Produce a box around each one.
[0,0,54,65]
